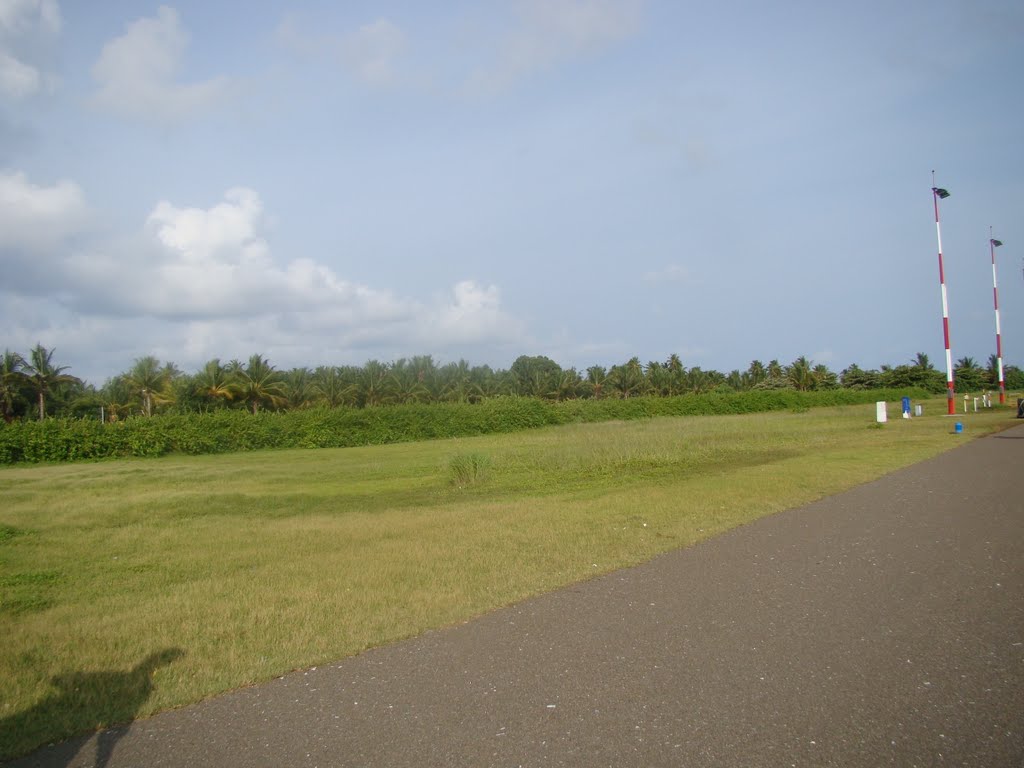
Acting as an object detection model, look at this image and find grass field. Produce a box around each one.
[0,400,1017,758]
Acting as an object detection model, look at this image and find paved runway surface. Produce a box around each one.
[8,424,1024,767]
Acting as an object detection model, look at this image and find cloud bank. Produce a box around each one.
[1,172,529,382]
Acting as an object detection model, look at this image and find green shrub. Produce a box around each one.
[0,388,933,465]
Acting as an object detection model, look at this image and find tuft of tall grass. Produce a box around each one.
[448,452,492,487]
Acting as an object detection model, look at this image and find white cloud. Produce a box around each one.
[0,0,60,98]
[0,0,60,34]
[91,5,229,122]
[0,170,86,241]
[430,281,514,343]
[340,18,406,86]
[148,187,269,266]
[468,0,642,92]
[276,13,408,88]
[0,49,37,95]
[1,178,530,380]
[0,171,88,292]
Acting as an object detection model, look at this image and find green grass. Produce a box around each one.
[0,400,1017,758]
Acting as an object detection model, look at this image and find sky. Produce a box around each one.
[1,0,1022,386]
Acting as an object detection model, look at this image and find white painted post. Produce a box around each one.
[876,401,888,423]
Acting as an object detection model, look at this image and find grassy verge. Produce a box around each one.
[0,399,1017,758]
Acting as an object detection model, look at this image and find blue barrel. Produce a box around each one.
[902,396,911,416]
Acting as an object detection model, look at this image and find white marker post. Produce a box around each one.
[876,401,888,423]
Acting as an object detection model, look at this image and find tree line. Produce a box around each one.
[2,344,1021,423]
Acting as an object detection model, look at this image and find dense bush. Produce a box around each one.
[0,389,932,465]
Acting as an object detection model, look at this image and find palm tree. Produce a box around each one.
[584,365,608,399]
[1,350,29,423]
[440,360,480,403]
[954,356,984,393]
[98,375,137,422]
[357,360,392,407]
[812,364,838,389]
[645,361,671,397]
[607,358,644,399]
[311,365,354,408]
[685,366,716,394]
[233,354,287,414]
[553,368,583,400]
[473,365,511,399]
[194,358,236,409]
[906,352,944,392]
[23,344,81,420]
[283,367,315,410]
[390,359,430,404]
[743,360,767,390]
[986,354,1001,388]
[123,356,175,416]
[665,354,687,395]
[787,356,815,391]
[410,355,440,401]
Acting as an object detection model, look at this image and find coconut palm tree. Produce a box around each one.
[440,360,480,403]
[954,356,984,393]
[389,359,428,404]
[812,364,838,389]
[98,375,137,422]
[311,365,354,408]
[584,365,608,399]
[356,360,393,407]
[553,367,583,400]
[665,354,687,395]
[1,350,29,423]
[122,356,176,416]
[607,358,645,399]
[233,354,287,414]
[685,366,717,394]
[283,367,315,410]
[409,355,440,400]
[473,365,512,399]
[986,354,1002,388]
[743,360,767,390]
[194,358,236,410]
[23,344,81,420]
[787,356,815,391]
[645,360,672,397]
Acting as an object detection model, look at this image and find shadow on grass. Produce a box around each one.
[1,648,185,767]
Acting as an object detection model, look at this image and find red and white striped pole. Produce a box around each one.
[932,173,955,415]
[989,228,1005,404]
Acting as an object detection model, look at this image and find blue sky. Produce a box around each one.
[2,0,1022,386]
